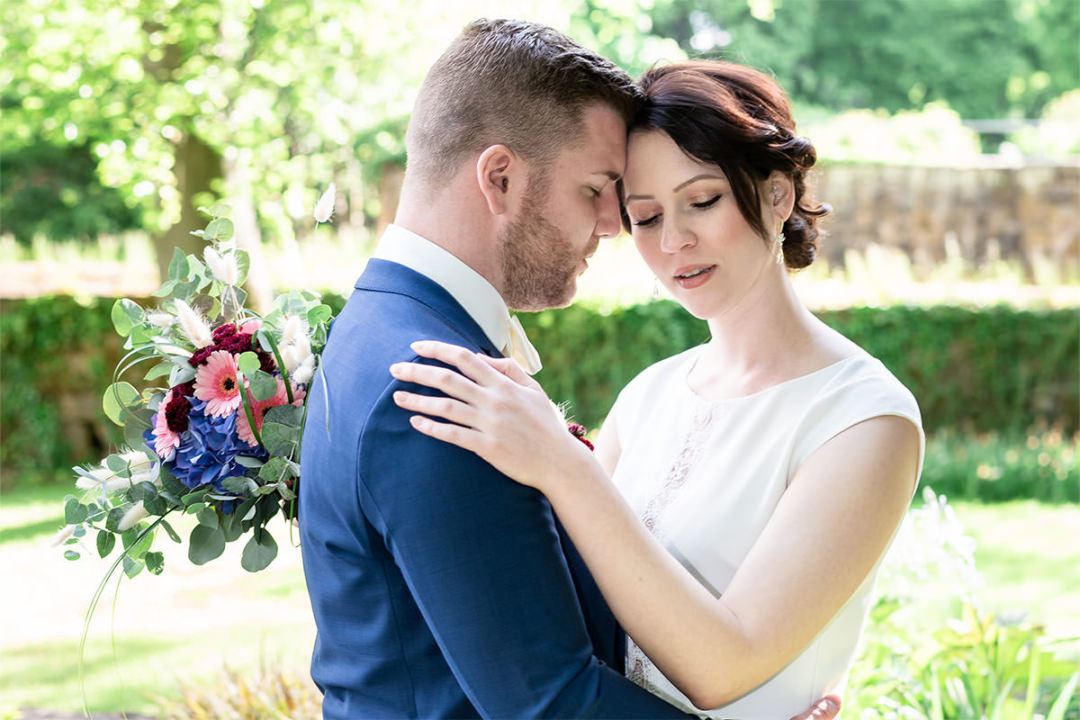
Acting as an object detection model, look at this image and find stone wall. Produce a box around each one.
[809,162,1080,280]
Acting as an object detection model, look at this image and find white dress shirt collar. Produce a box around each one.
[373,224,511,352]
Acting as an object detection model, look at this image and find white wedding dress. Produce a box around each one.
[609,345,923,719]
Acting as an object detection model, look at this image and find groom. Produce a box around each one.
[300,19,840,720]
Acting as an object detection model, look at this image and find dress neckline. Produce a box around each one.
[681,346,865,406]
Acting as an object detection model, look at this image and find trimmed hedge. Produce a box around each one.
[1,296,1076,491]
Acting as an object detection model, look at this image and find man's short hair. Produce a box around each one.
[405,19,642,186]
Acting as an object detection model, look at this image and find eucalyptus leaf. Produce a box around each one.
[96,530,115,558]
[111,298,143,337]
[102,382,139,426]
[204,218,234,242]
[143,494,168,516]
[122,555,144,579]
[258,457,294,484]
[196,506,220,528]
[199,203,232,218]
[264,404,303,427]
[64,497,88,525]
[221,476,257,495]
[260,422,299,457]
[233,456,265,469]
[250,369,278,402]
[106,507,127,533]
[168,364,197,387]
[308,304,332,327]
[153,279,178,298]
[161,519,182,543]
[144,551,165,575]
[144,360,174,382]
[189,524,226,565]
[220,511,243,542]
[64,550,80,561]
[236,351,260,375]
[241,529,278,572]
[181,489,209,507]
[168,248,188,282]
[105,454,131,476]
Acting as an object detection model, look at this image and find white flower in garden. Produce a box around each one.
[204,246,239,286]
[174,299,214,348]
[147,311,174,330]
[117,501,148,532]
[313,183,336,224]
[49,525,76,547]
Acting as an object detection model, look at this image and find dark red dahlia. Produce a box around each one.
[256,348,277,373]
[164,392,193,433]
[189,346,215,367]
[212,323,238,342]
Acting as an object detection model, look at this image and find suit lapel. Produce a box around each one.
[354,259,503,357]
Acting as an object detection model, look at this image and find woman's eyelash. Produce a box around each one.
[632,215,660,227]
[691,195,721,209]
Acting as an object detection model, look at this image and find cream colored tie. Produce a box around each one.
[504,314,543,375]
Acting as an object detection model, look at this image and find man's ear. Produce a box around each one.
[476,144,522,216]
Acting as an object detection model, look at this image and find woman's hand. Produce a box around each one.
[389,340,594,492]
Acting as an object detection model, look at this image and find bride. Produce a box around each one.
[389,59,924,719]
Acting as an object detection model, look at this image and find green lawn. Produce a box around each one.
[2,483,1078,714]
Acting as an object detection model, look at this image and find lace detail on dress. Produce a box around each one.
[626,637,654,691]
[639,404,715,539]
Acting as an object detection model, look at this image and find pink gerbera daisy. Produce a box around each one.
[194,350,242,417]
[236,377,306,447]
[151,388,182,459]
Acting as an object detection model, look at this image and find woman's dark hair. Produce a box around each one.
[626,61,829,270]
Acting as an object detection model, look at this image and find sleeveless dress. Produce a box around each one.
[609,346,924,719]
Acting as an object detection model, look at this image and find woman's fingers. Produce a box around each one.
[389,360,482,403]
[392,390,480,429]
[408,414,485,455]
[410,341,505,387]
[477,354,538,388]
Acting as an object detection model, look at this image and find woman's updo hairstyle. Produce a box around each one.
[627,61,829,270]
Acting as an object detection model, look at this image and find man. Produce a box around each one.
[300,18,841,719]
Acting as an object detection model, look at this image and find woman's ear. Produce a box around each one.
[767,171,796,226]
[476,145,521,216]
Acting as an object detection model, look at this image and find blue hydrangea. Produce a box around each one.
[147,398,267,493]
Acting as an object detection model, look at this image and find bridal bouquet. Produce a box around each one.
[56,202,334,577]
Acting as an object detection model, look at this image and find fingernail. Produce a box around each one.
[389,363,404,375]
[392,391,404,402]
[410,341,428,351]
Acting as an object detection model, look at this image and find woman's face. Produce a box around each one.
[622,130,781,321]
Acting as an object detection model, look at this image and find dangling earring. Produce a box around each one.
[775,231,786,265]
[652,277,661,300]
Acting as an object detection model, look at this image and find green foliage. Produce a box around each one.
[849,489,1080,718]
[0,143,143,243]
[5,296,1077,502]
[647,0,1079,120]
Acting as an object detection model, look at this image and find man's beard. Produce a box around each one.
[499,180,584,312]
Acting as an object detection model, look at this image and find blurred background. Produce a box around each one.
[1,0,1078,717]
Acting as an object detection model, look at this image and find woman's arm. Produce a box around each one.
[390,341,919,708]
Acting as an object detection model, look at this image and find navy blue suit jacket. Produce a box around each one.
[300,259,689,719]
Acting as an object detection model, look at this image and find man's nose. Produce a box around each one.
[594,185,622,238]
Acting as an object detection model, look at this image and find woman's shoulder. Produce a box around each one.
[818,349,920,419]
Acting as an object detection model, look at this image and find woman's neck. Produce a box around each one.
[692,272,826,400]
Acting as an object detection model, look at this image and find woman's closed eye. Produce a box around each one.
[690,194,721,209]
[631,213,660,227]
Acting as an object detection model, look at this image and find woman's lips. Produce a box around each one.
[673,264,716,289]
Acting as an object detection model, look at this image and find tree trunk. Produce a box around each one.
[156,132,222,284]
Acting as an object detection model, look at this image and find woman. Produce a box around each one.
[389,60,924,718]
